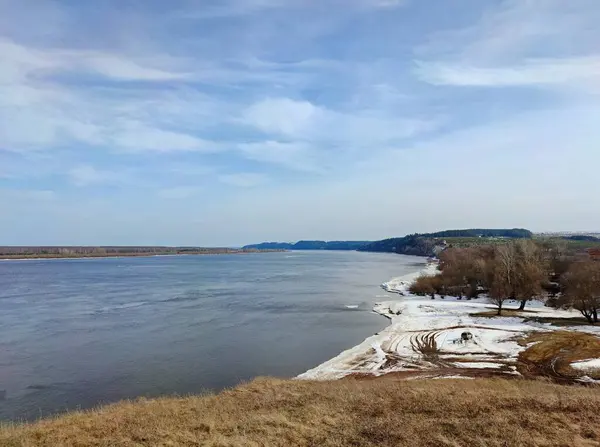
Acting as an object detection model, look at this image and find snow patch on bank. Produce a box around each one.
[380,263,438,295]
[571,359,600,371]
[299,260,597,381]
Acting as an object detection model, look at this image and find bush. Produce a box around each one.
[410,275,442,298]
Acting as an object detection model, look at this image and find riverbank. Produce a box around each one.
[0,249,284,260]
[299,262,600,382]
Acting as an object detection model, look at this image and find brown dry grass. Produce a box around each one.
[518,331,600,380]
[524,316,597,327]
[2,378,600,446]
[470,309,539,318]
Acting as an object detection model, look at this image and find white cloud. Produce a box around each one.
[238,141,323,173]
[242,97,433,146]
[178,0,406,20]
[177,0,287,19]
[415,0,600,93]
[111,123,217,153]
[68,165,110,187]
[243,98,321,137]
[418,0,600,63]
[218,173,267,187]
[0,39,191,83]
[0,189,57,201]
[68,53,192,81]
[157,186,203,199]
[0,39,218,153]
[365,0,405,8]
[416,56,600,88]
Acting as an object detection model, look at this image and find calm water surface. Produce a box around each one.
[0,251,425,420]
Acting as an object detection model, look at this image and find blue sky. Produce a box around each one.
[1,0,599,246]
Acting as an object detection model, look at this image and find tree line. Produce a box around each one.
[410,240,600,322]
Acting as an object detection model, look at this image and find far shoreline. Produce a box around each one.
[0,248,430,261]
[0,249,286,261]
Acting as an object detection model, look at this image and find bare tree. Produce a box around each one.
[439,247,491,299]
[489,244,517,315]
[514,240,545,311]
[409,275,436,298]
[487,241,545,314]
[558,261,600,324]
[493,244,517,313]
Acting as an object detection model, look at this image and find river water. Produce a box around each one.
[0,251,425,420]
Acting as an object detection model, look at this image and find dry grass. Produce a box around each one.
[470,309,539,318]
[2,378,600,446]
[518,331,600,380]
[524,316,597,327]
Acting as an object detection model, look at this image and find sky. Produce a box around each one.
[1,0,599,246]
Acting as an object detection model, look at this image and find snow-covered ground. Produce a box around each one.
[298,262,599,381]
[571,359,600,371]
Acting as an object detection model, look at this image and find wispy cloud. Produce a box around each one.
[242,98,322,137]
[238,141,324,173]
[415,0,600,93]
[157,186,203,199]
[416,56,600,88]
[219,173,267,188]
[242,97,433,145]
[0,189,57,201]
[68,165,113,187]
[0,39,191,83]
[110,123,219,153]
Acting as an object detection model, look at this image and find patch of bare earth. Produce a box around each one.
[518,331,600,382]
[2,378,600,446]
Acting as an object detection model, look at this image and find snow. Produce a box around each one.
[380,263,438,294]
[571,359,600,371]
[453,362,504,369]
[298,260,600,382]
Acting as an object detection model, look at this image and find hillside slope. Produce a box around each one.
[2,378,600,446]
[359,228,533,256]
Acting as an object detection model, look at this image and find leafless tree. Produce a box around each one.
[486,241,545,314]
[488,243,517,315]
[558,261,600,324]
[514,240,545,311]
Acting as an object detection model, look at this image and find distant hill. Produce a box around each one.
[425,228,532,239]
[242,241,371,251]
[563,235,600,242]
[358,229,533,257]
[245,229,533,257]
[358,234,441,257]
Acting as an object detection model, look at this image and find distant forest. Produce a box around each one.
[564,235,600,242]
[424,229,533,239]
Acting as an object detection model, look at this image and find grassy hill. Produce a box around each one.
[1,378,600,446]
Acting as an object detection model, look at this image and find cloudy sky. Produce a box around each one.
[1,0,599,246]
